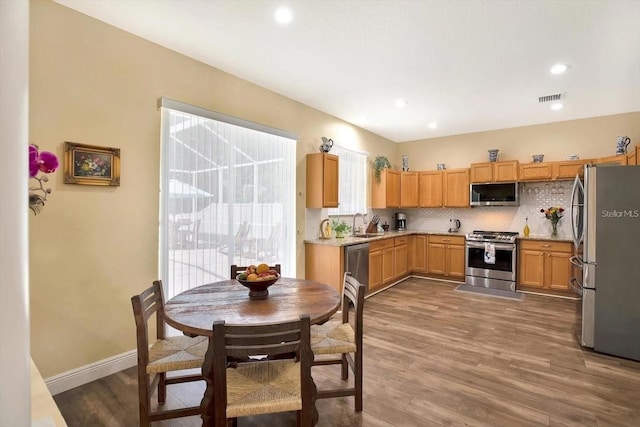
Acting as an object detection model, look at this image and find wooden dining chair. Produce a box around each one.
[202,315,315,426]
[310,272,366,411]
[230,263,281,279]
[131,280,208,426]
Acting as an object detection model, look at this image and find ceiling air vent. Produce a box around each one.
[538,93,563,103]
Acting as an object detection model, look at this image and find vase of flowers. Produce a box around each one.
[29,144,59,214]
[540,206,564,237]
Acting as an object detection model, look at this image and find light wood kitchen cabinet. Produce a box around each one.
[368,245,382,293]
[381,241,395,285]
[443,169,470,208]
[418,171,443,207]
[427,234,465,280]
[372,169,400,208]
[394,236,409,279]
[400,172,419,207]
[552,159,591,179]
[471,161,519,183]
[597,154,628,166]
[304,243,344,293]
[410,235,428,273]
[627,147,637,165]
[369,238,394,292]
[306,153,339,208]
[519,163,553,181]
[518,240,573,292]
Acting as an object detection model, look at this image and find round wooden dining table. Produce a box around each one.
[163,277,341,426]
[164,277,341,334]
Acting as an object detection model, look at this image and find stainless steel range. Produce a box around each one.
[465,230,518,292]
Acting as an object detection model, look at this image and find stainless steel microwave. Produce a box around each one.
[470,182,519,206]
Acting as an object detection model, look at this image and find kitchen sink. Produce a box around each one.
[354,233,385,238]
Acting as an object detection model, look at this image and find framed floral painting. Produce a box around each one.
[63,142,121,186]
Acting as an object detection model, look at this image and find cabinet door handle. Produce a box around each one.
[541,244,551,248]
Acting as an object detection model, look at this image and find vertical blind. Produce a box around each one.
[159,99,297,301]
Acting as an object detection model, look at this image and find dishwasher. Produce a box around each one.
[344,243,369,293]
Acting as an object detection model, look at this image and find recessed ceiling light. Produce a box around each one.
[428,122,438,129]
[274,7,293,25]
[395,98,408,108]
[550,63,569,75]
[550,102,564,111]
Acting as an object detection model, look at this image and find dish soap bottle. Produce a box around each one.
[523,217,530,237]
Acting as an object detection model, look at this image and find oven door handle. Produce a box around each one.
[466,241,515,251]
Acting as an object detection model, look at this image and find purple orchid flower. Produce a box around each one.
[29,144,59,176]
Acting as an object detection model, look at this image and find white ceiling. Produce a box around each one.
[55,0,640,143]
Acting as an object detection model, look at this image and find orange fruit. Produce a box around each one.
[247,273,258,282]
[256,263,269,274]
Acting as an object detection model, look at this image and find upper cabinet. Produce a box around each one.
[519,163,553,181]
[443,169,470,208]
[627,146,637,165]
[400,172,419,208]
[372,168,400,208]
[417,169,469,208]
[470,161,518,183]
[418,171,444,207]
[306,153,339,208]
[552,159,591,179]
[597,154,628,166]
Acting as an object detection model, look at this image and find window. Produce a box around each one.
[159,98,297,300]
[329,144,368,215]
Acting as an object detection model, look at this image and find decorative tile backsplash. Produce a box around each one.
[399,181,573,237]
[306,181,575,240]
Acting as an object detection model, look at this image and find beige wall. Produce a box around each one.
[29,0,395,378]
[29,0,640,379]
[396,112,640,170]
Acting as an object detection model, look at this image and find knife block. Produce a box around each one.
[365,221,378,234]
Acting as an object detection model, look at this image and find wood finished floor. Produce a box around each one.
[54,278,640,426]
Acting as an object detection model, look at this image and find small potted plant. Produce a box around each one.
[373,155,392,184]
[331,218,351,238]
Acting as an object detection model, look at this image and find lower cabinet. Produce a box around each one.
[518,240,573,292]
[427,235,465,280]
[393,236,409,279]
[409,235,428,273]
[369,238,394,293]
[369,236,410,293]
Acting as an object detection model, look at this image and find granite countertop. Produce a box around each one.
[303,229,465,246]
[304,230,574,246]
[518,234,573,243]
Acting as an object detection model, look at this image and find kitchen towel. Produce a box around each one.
[484,242,496,264]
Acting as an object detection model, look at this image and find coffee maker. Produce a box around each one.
[396,213,407,231]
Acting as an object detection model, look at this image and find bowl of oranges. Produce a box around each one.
[235,263,280,299]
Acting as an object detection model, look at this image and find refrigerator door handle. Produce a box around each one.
[569,255,583,269]
[569,277,583,296]
[570,174,584,250]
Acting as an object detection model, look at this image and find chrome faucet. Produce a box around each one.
[352,213,367,236]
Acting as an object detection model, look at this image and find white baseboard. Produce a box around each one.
[44,350,137,395]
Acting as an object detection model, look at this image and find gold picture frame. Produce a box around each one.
[63,141,121,186]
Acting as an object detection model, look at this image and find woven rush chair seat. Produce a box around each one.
[202,315,315,426]
[226,358,302,418]
[146,334,208,374]
[310,320,356,355]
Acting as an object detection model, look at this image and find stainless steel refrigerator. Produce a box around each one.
[571,164,640,361]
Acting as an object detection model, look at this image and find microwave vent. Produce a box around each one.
[538,93,563,103]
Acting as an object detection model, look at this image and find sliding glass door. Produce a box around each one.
[159,100,297,299]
